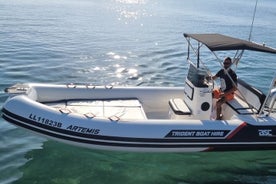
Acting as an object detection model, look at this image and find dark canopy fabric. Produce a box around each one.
[184,33,276,54]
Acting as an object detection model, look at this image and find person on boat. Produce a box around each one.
[212,57,237,120]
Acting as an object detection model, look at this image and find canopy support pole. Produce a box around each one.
[197,42,200,68]
[258,72,276,116]
[187,38,190,61]
[184,36,212,76]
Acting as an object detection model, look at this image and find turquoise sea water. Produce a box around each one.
[1,0,276,183]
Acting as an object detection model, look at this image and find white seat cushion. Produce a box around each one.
[169,98,191,115]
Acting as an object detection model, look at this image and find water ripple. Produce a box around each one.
[0,121,44,184]
[0,0,276,183]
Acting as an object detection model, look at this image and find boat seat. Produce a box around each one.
[226,96,258,115]
[169,98,191,115]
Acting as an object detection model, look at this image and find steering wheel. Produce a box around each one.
[204,75,214,91]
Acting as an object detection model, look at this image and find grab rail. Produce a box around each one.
[259,72,276,116]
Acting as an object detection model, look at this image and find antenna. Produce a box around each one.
[234,0,259,69]
[249,0,258,41]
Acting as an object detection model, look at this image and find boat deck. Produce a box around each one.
[44,95,254,121]
[45,99,148,121]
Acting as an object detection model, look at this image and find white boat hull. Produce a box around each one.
[2,83,276,152]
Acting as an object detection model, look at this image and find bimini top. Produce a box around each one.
[184,33,276,54]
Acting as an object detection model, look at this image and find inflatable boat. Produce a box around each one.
[2,33,276,152]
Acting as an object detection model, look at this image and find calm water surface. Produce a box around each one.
[1,0,276,183]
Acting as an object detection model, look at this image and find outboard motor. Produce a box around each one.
[184,64,213,119]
